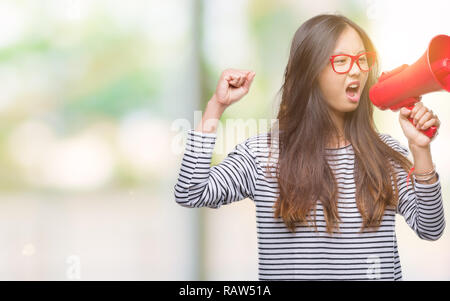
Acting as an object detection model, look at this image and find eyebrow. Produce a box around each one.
[333,50,366,55]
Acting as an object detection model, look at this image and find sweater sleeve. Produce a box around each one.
[174,129,259,208]
[380,133,445,241]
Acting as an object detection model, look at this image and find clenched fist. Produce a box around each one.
[214,69,256,108]
[399,101,441,147]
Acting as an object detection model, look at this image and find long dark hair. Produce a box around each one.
[266,14,413,234]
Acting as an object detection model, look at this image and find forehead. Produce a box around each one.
[332,26,366,55]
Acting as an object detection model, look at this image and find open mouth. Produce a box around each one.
[345,82,360,102]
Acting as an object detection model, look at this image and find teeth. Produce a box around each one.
[349,84,358,88]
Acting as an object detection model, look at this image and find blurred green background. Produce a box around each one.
[0,0,448,280]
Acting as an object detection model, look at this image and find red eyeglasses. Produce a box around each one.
[329,52,376,74]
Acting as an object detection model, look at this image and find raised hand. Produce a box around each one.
[214,69,256,108]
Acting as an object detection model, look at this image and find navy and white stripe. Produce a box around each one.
[174,129,445,280]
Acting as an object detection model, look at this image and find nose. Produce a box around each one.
[348,60,361,77]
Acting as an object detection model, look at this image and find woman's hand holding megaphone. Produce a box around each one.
[399,101,441,147]
[374,66,438,139]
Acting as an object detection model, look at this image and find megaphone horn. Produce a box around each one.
[369,34,450,138]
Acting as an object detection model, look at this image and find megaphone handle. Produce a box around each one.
[405,104,438,138]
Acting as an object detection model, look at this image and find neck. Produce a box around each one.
[327,110,348,148]
[331,110,345,134]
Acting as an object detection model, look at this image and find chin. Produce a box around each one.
[342,104,359,113]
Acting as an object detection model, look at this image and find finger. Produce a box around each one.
[243,71,254,83]
[434,114,441,128]
[228,79,237,87]
[220,75,233,90]
[237,70,251,77]
[248,71,256,81]
[231,80,241,87]
[414,101,423,107]
[225,70,253,86]
[242,72,256,90]
[236,75,243,84]
[421,118,439,130]
[222,70,234,80]
[410,101,423,117]
[237,76,245,86]
[223,70,244,81]
[230,75,241,86]
[412,106,428,125]
[226,74,239,83]
[400,107,412,118]
[237,72,249,85]
[229,70,249,78]
[417,111,433,129]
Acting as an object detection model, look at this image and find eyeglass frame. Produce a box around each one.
[329,51,376,74]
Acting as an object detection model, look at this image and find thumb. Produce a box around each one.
[242,71,256,90]
[399,107,412,119]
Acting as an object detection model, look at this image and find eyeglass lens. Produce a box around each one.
[333,53,374,73]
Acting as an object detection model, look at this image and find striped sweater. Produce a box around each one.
[174,129,445,280]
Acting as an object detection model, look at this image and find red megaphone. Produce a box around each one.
[369,34,450,138]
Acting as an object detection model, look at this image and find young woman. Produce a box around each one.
[174,14,445,280]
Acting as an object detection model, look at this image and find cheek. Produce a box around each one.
[362,74,369,88]
[320,72,344,100]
